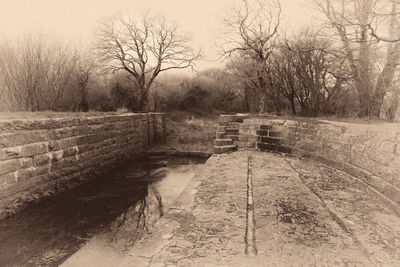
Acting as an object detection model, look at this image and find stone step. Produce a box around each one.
[214,138,233,146]
[260,124,273,130]
[145,160,168,169]
[225,134,239,141]
[214,144,238,154]
[226,128,239,134]
[216,132,225,139]
[256,129,269,136]
[217,126,226,132]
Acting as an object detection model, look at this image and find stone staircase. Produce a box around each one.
[214,122,240,154]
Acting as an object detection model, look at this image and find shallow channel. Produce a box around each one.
[0,154,207,266]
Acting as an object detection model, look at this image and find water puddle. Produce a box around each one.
[0,155,207,266]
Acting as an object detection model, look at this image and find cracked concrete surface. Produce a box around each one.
[119,151,400,266]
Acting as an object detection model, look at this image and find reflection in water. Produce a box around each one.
[0,156,206,266]
[109,186,164,248]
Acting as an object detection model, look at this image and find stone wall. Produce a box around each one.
[0,113,165,218]
[220,115,400,211]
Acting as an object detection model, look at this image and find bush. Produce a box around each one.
[87,87,115,111]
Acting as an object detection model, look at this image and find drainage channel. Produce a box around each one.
[245,154,257,256]
[0,155,207,266]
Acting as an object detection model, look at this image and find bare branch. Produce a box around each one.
[96,12,200,110]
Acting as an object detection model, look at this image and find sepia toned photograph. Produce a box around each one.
[0,0,399,266]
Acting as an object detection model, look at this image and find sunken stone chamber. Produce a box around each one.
[0,113,166,218]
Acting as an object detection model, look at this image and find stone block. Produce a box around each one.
[0,159,19,175]
[285,132,300,141]
[315,154,343,170]
[225,128,239,134]
[61,155,80,168]
[283,120,298,127]
[79,150,98,162]
[0,174,6,187]
[50,160,63,172]
[335,151,352,163]
[382,184,400,204]
[0,209,9,220]
[48,137,79,152]
[270,119,286,125]
[63,147,78,158]
[0,146,22,160]
[351,152,373,172]
[367,148,394,166]
[260,124,273,130]
[20,157,33,168]
[33,154,51,166]
[238,135,249,142]
[289,148,303,157]
[256,129,269,136]
[380,140,397,154]
[268,131,282,138]
[61,165,81,176]
[276,145,292,154]
[81,167,96,177]
[215,139,233,146]
[48,127,80,140]
[260,136,281,144]
[225,135,239,141]
[0,131,49,148]
[21,143,48,157]
[51,150,63,162]
[214,144,238,154]
[217,126,226,132]
[322,139,350,152]
[4,172,17,185]
[17,167,37,181]
[320,147,351,162]
[285,126,298,134]
[282,137,297,147]
[239,128,250,136]
[297,128,317,136]
[351,143,366,154]
[257,142,277,152]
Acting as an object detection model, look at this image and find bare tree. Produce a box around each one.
[0,36,80,111]
[314,0,400,117]
[96,12,200,111]
[271,45,299,115]
[221,0,282,113]
[75,53,98,111]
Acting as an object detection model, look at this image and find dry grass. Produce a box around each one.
[0,111,126,120]
[162,111,218,153]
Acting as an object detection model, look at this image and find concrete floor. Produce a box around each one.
[118,151,400,266]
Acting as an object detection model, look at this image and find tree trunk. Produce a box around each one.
[138,90,149,112]
[357,86,371,117]
[373,0,400,118]
[274,99,282,116]
[290,98,296,115]
[258,95,266,113]
[357,0,373,117]
[79,86,89,112]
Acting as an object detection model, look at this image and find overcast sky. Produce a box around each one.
[0,0,317,70]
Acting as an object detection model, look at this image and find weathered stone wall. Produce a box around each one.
[0,113,165,218]
[231,116,400,210]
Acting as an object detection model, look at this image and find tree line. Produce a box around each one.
[1,0,400,120]
[222,0,400,119]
